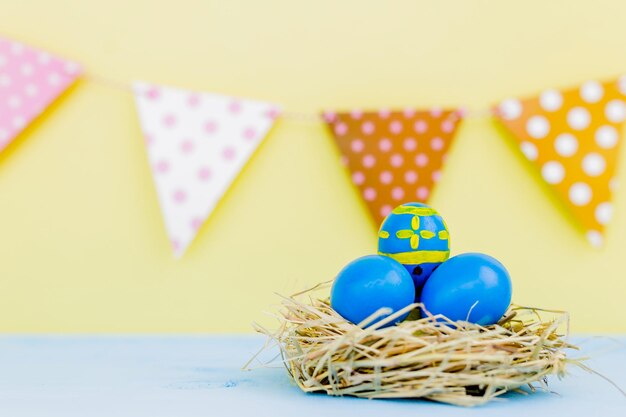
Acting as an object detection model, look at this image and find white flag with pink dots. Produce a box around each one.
[0,37,81,152]
[132,81,280,257]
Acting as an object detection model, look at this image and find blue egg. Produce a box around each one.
[330,255,415,328]
[420,253,512,326]
[378,202,450,295]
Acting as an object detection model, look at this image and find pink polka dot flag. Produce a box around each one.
[324,108,464,225]
[494,77,626,247]
[0,36,81,153]
[133,81,280,257]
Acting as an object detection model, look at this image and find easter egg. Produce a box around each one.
[377,202,450,294]
[420,253,512,326]
[330,255,415,328]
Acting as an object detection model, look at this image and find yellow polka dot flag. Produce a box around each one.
[494,78,626,247]
[323,108,464,225]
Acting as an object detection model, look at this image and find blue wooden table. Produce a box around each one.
[0,335,624,416]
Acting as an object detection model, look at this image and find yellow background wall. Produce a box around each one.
[1,1,625,333]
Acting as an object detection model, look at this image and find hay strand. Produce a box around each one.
[250,283,582,406]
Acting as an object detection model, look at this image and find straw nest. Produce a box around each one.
[250,282,582,407]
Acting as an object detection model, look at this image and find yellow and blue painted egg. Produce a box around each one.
[377,202,450,296]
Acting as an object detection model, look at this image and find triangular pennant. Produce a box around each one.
[0,37,81,152]
[324,108,463,225]
[133,81,280,257]
[494,78,626,247]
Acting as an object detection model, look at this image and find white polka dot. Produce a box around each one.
[64,61,79,75]
[595,202,613,225]
[12,116,26,129]
[7,95,21,109]
[499,99,522,120]
[594,125,618,149]
[587,230,604,248]
[0,54,6,67]
[10,42,24,55]
[540,89,563,112]
[567,107,591,130]
[569,182,592,206]
[554,133,578,157]
[37,52,51,65]
[520,141,538,161]
[20,63,34,77]
[605,99,626,123]
[526,115,550,139]
[582,153,606,177]
[0,73,10,87]
[541,161,565,184]
[48,73,61,86]
[0,128,9,142]
[580,80,604,103]
[24,83,38,97]
[619,75,626,96]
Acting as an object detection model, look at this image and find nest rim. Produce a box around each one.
[249,282,581,407]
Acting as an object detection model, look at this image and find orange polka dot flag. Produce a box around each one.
[494,78,626,247]
[323,108,464,225]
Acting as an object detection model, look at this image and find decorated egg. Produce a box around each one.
[330,255,415,328]
[377,202,450,294]
[420,253,512,326]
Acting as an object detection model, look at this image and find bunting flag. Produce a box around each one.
[133,81,280,257]
[4,34,626,252]
[494,78,626,246]
[324,108,464,225]
[0,37,81,152]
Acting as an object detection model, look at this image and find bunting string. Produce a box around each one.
[83,72,492,122]
[1,35,624,256]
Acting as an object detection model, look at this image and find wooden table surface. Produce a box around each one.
[0,335,624,416]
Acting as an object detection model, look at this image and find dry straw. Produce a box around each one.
[248,282,584,407]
